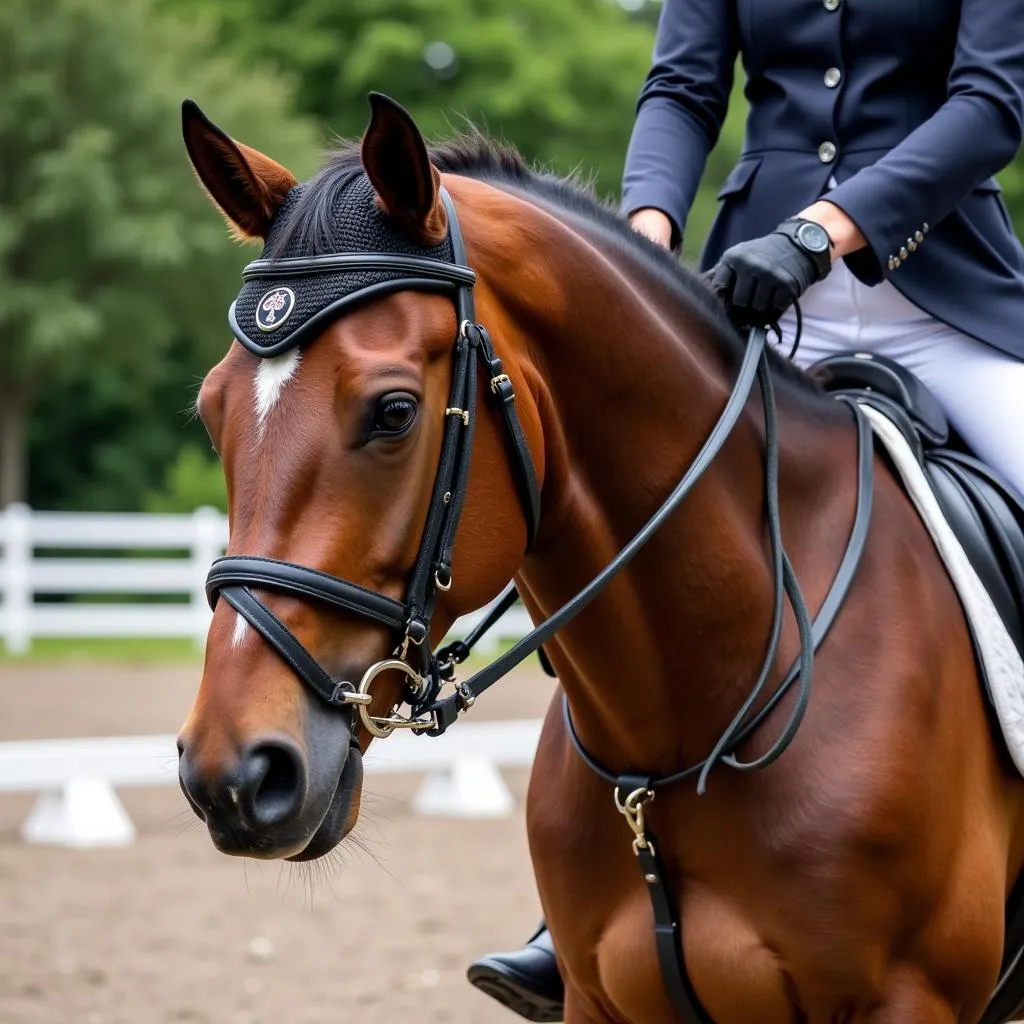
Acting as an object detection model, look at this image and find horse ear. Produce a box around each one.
[360,93,447,245]
[181,99,297,242]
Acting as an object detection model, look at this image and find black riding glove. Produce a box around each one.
[710,218,833,327]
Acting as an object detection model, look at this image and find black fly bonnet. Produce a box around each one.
[228,171,469,357]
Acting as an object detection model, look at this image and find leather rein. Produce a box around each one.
[205,184,873,799]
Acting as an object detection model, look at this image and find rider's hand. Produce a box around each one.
[710,219,834,327]
[629,208,674,249]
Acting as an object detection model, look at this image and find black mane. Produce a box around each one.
[273,131,822,396]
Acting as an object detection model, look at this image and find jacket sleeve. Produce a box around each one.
[825,0,1024,285]
[620,0,739,248]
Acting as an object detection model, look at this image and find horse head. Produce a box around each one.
[176,95,543,860]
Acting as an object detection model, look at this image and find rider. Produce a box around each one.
[468,0,1024,1016]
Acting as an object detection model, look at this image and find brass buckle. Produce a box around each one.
[445,407,469,425]
[613,786,655,855]
[355,658,436,738]
[490,373,511,395]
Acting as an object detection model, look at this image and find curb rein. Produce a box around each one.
[204,188,875,1024]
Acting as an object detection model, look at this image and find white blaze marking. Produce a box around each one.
[231,612,249,649]
[254,349,300,436]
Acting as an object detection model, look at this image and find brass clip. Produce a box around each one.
[613,786,655,855]
[445,407,469,425]
[489,374,511,395]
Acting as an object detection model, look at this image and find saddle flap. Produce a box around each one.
[811,352,949,446]
[929,452,1024,628]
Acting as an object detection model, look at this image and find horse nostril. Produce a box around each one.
[240,739,307,828]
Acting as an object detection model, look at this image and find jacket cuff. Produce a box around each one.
[822,178,929,286]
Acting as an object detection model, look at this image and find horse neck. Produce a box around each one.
[464,181,857,775]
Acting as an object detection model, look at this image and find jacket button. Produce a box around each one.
[899,246,909,260]
[915,230,924,243]
[922,223,930,234]
[907,238,917,251]
[823,0,841,9]
[818,141,837,163]
[889,255,900,270]
[824,67,842,88]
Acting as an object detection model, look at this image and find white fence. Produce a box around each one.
[0,503,532,655]
[0,720,543,847]
[0,505,543,846]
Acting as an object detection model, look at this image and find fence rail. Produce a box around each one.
[0,720,544,846]
[0,503,532,654]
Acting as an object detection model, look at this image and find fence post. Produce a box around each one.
[190,506,223,650]
[1,503,32,656]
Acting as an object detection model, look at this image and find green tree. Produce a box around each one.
[160,0,661,202]
[0,0,319,506]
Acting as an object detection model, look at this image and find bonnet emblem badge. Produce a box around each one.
[255,287,296,332]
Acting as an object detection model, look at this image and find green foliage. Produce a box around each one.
[160,0,662,201]
[9,0,1024,516]
[143,443,226,513]
[0,0,320,507]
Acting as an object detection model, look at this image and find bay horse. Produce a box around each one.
[176,93,1024,1023]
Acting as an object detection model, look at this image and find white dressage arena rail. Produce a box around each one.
[0,503,543,846]
[0,720,544,847]
[0,502,533,654]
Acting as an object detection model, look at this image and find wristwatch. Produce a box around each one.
[775,218,833,279]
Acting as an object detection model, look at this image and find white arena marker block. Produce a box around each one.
[410,757,515,819]
[21,779,136,848]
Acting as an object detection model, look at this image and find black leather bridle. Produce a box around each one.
[204,185,875,1023]
[206,188,543,738]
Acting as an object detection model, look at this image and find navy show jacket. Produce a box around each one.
[621,0,1024,361]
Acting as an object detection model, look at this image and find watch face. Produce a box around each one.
[797,222,830,253]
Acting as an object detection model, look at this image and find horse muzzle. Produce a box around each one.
[176,697,361,860]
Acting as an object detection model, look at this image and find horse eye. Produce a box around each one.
[370,393,418,438]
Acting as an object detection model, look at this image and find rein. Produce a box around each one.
[207,188,873,775]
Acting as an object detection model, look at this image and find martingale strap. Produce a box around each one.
[558,395,875,790]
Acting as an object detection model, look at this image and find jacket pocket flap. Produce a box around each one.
[717,156,763,199]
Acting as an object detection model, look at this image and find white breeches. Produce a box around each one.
[777,258,1024,497]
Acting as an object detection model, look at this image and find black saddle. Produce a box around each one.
[812,351,1024,1024]
[811,352,1024,663]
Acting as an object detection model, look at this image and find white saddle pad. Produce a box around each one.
[860,404,1024,777]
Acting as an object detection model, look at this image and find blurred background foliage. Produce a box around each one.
[3,0,1022,512]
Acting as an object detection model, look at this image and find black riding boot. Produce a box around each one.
[467,921,564,1021]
